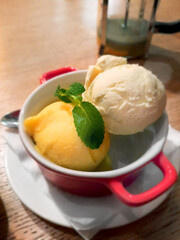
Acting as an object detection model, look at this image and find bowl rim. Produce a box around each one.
[19,70,168,179]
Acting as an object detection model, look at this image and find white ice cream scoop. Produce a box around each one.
[83,63,166,135]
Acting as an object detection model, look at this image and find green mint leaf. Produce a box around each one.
[54,85,61,97]
[73,101,105,149]
[77,96,83,102]
[54,84,105,149]
[58,95,72,103]
[54,85,72,103]
[54,83,84,104]
[68,82,85,96]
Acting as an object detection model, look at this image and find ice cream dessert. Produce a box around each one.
[83,55,166,135]
[24,101,110,171]
[24,54,166,171]
[84,55,127,89]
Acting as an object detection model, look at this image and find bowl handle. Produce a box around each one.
[103,152,177,207]
[39,66,78,84]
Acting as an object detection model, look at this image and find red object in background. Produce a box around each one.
[39,66,78,84]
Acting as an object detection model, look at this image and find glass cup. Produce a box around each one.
[97,0,180,58]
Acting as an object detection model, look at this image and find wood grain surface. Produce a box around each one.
[0,0,180,239]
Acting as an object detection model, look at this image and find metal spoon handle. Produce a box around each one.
[1,110,20,129]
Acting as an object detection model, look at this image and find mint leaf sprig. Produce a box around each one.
[54,82,84,105]
[54,83,105,149]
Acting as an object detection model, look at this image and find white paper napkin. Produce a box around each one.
[2,125,180,240]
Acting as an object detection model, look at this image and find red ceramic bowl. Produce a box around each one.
[19,67,177,207]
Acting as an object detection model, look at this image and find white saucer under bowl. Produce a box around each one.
[5,144,179,229]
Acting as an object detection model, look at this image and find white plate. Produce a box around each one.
[5,145,179,229]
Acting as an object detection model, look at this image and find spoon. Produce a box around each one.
[1,110,20,129]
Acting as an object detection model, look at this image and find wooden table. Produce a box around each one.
[0,0,180,239]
